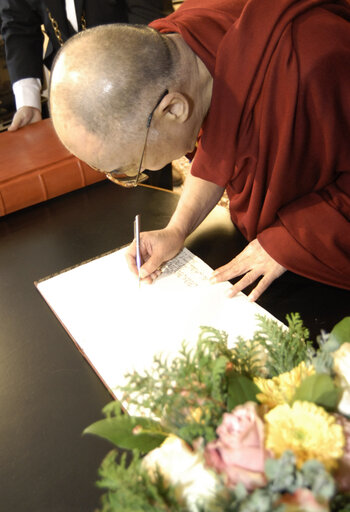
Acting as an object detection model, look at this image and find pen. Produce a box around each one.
[134,214,141,287]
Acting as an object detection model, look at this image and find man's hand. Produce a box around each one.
[8,107,41,131]
[210,239,286,301]
[125,174,224,283]
[125,226,185,283]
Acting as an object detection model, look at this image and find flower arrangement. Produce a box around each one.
[84,314,350,512]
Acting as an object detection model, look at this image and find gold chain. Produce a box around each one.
[47,9,87,47]
[81,13,87,31]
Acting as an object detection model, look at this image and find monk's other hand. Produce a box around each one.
[210,239,286,301]
[8,107,41,131]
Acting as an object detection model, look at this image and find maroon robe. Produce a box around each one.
[150,0,350,289]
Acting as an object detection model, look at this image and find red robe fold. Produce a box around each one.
[150,0,350,289]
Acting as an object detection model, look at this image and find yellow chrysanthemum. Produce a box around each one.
[265,401,345,470]
[254,362,315,408]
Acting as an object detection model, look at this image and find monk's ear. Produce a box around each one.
[155,91,190,124]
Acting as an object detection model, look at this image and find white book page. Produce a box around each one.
[36,247,282,396]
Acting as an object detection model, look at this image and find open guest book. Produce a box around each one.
[35,247,282,400]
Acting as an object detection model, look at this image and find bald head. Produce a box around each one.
[50,24,178,150]
[50,23,213,174]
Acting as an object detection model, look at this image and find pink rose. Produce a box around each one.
[334,414,350,492]
[278,489,329,511]
[204,402,270,491]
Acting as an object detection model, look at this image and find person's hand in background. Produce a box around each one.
[8,106,41,131]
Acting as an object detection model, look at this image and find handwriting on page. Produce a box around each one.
[159,248,212,287]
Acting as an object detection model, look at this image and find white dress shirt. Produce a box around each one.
[13,0,78,111]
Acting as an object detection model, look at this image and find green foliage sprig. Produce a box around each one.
[251,313,312,377]
[96,450,186,512]
[118,326,235,444]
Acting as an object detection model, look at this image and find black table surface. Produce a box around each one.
[0,180,348,511]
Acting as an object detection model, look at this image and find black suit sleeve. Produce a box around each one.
[0,0,45,84]
[125,0,173,24]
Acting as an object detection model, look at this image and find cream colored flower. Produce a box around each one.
[142,434,220,512]
[333,343,350,416]
[337,389,350,417]
[333,342,350,386]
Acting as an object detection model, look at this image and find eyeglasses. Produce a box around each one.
[106,89,169,188]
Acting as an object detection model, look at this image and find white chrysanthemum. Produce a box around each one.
[333,343,350,416]
[142,435,220,512]
[337,388,350,416]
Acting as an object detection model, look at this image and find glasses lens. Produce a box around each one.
[106,171,149,188]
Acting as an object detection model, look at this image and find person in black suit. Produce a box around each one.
[0,0,176,189]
